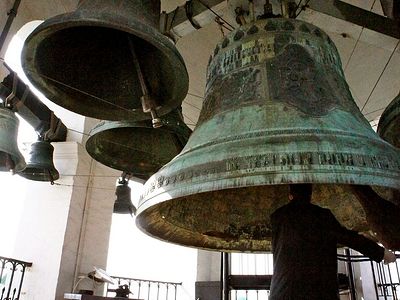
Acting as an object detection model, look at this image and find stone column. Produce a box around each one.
[195,250,222,300]
[12,141,119,300]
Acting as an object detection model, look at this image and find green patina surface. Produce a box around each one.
[136,18,400,252]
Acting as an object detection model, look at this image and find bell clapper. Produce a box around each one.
[280,0,297,18]
[127,37,162,128]
[235,6,248,25]
[249,0,255,22]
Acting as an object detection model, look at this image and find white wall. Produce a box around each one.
[11,142,79,300]
[107,180,198,300]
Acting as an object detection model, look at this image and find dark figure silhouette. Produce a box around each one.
[269,184,396,300]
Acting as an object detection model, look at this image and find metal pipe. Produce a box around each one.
[223,252,230,300]
[220,252,224,300]
[0,0,21,53]
[345,248,357,300]
[370,260,380,299]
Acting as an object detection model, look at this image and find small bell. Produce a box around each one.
[113,177,136,215]
[86,108,191,180]
[17,139,59,183]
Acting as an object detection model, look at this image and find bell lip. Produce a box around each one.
[21,10,189,121]
[85,116,191,176]
[135,178,398,252]
[0,108,27,173]
[87,113,192,141]
[136,172,400,217]
[17,167,60,182]
[377,93,400,147]
[0,154,26,173]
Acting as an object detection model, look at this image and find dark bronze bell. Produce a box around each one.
[85,109,191,180]
[378,92,400,148]
[17,140,59,182]
[114,179,136,215]
[0,107,26,172]
[376,92,400,204]
[136,19,400,252]
[21,0,188,121]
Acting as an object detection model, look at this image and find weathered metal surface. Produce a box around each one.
[17,141,59,182]
[135,19,400,252]
[85,108,192,180]
[21,0,188,121]
[378,92,400,149]
[352,185,400,250]
[0,107,25,172]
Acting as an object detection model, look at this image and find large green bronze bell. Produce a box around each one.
[21,0,188,121]
[17,140,59,182]
[136,19,400,252]
[378,92,400,148]
[0,107,26,172]
[86,109,192,180]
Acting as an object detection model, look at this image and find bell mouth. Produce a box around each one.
[377,93,400,148]
[18,166,59,182]
[0,152,24,172]
[136,184,373,252]
[21,10,188,121]
[86,120,190,179]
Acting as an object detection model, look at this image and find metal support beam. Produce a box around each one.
[162,0,229,38]
[307,0,400,39]
[0,73,67,142]
[380,0,400,20]
[0,0,22,52]
[164,0,400,40]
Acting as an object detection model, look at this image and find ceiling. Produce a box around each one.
[0,0,399,135]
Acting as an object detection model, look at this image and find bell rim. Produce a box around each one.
[85,123,186,179]
[137,170,400,217]
[87,115,192,140]
[21,10,189,121]
[377,93,400,147]
[0,108,26,172]
[17,166,60,182]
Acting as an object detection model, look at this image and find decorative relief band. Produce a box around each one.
[207,35,341,85]
[140,151,400,199]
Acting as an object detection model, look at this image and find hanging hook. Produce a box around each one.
[5,71,17,110]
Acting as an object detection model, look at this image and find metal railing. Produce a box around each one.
[0,256,32,300]
[227,251,400,300]
[337,251,400,300]
[106,276,182,300]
